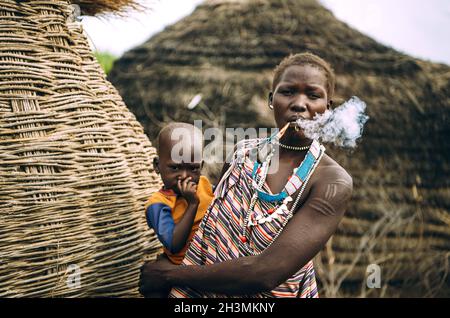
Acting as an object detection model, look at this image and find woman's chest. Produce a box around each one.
[263,158,318,213]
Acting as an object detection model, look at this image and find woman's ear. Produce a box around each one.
[268,92,274,110]
[153,157,160,174]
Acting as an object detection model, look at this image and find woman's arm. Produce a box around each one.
[140,166,352,296]
[256,166,353,289]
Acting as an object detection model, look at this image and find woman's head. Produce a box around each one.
[269,53,336,137]
[272,52,335,98]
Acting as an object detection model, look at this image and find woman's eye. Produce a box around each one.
[309,94,320,99]
[170,166,179,171]
[279,89,292,96]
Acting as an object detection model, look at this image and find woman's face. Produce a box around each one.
[270,64,329,137]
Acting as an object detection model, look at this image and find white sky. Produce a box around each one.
[81,0,450,65]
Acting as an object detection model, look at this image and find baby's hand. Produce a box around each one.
[177,177,199,205]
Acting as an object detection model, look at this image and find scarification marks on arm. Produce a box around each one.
[310,176,353,217]
[325,183,337,200]
[309,197,337,217]
[325,178,352,200]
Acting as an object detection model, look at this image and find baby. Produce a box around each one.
[145,122,214,267]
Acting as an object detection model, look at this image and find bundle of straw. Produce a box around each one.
[72,0,143,16]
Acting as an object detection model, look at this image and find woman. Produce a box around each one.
[139,52,353,298]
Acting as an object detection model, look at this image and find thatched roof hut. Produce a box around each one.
[109,0,450,297]
[0,0,161,297]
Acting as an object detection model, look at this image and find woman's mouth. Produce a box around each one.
[286,121,301,132]
[287,116,304,127]
[286,116,309,132]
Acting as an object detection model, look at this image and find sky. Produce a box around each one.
[81,0,450,65]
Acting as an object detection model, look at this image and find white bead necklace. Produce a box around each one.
[241,143,325,256]
[273,140,311,151]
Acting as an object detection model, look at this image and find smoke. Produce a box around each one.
[295,96,369,148]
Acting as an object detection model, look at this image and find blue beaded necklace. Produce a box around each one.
[241,137,325,252]
[251,139,323,203]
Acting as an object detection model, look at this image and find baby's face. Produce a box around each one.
[156,137,203,194]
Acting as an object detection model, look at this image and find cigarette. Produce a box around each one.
[277,122,290,139]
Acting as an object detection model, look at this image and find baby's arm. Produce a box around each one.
[170,177,199,253]
[146,177,200,254]
[145,203,175,251]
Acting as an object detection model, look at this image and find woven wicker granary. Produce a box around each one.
[109,0,450,297]
[0,0,162,297]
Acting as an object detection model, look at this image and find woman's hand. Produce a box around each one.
[177,177,199,205]
[139,255,176,297]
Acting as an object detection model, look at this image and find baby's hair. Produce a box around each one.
[156,122,203,156]
[272,52,336,98]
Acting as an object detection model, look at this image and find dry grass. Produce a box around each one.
[315,185,450,297]
[72,0,145,16]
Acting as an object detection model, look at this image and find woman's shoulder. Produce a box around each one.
[314,153,353,189]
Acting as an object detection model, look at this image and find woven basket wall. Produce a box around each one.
[0,0,162,297]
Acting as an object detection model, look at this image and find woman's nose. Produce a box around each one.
[290,95,312,118]
[290,103,307,113]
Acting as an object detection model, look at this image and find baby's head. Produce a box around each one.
[153,122,204,193]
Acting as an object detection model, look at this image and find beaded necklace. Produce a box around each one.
[240,138,325,255]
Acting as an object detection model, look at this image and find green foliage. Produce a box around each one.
[94,51,117,75]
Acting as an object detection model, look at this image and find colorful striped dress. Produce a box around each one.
[169,145,320,298]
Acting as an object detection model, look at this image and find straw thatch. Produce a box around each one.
[0,0,161,297]
[72,0,142,16]
[109,0,450,297]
